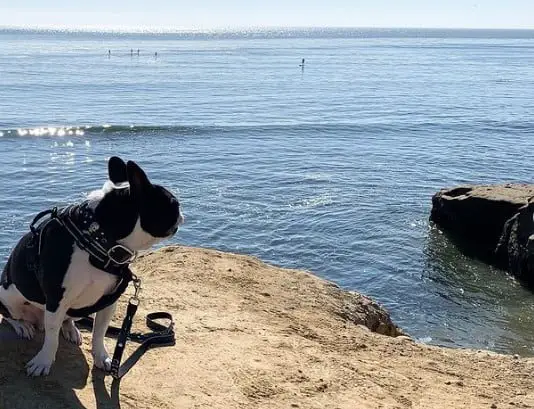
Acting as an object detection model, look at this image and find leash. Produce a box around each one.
[76,279,176,380]
[27,206,177,380]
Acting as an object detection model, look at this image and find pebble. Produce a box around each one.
[396,335,414,342]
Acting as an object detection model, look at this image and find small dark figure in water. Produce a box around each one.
[108,49,111,58]
[130,48,133,56]
[155,52,158,59]
[299,58,305,67]
[137,49,140,56]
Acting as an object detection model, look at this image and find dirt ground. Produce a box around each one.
[1,245,534,409]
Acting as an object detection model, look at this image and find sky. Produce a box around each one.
[0,0,532,30]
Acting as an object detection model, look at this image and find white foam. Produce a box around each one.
[289,194,334,209]
[11,126,88,137]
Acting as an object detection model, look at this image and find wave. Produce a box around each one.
[0,124,201,138]
[1,119,533,138]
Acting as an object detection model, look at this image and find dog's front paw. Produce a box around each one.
[61,320,82,345]
[92,351,112,372]
[26,351,54,377]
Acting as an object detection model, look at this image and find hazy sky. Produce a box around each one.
[0,0,532,30]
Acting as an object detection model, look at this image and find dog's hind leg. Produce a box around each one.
[0,284,37,339]
[2,316,35,339]
[61,318,82,345]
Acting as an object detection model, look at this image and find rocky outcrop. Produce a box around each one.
[430,184,534,285]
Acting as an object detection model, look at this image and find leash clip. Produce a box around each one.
[131,276,142,305]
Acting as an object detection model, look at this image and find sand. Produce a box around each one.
[1,245,533,409]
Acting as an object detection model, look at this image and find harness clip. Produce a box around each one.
[130,276,142,305]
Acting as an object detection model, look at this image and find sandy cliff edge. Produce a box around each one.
[1,245,534,409]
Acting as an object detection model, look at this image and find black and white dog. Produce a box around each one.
[0,156,183,376]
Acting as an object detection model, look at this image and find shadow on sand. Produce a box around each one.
[0,323,122,409]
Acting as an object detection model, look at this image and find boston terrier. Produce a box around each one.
[0,156,183,376]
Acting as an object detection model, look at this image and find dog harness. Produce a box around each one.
[30,203,137,317]
[27,203,176,380]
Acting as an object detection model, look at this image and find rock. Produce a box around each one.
[430,184,534,285]
[396,335,414,342]
[338,291,403,336]
[356,324,371,332]
[495,202,534,285]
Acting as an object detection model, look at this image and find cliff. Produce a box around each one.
[1,246,533,409]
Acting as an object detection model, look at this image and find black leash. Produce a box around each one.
[76,280,176,380]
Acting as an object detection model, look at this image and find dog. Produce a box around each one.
[0,156,183,376]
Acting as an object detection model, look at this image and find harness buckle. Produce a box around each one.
[107,244,137,265]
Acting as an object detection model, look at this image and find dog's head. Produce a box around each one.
[88,156,184,251]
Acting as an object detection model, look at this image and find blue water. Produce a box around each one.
[1,28,534,355]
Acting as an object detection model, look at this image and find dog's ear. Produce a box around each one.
[108,156,128,184]
[127,160,151,198]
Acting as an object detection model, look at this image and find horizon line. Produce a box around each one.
[2,25,534,34]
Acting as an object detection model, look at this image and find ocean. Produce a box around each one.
[1,27,534,354]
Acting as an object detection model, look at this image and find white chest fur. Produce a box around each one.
[63,246,119,310]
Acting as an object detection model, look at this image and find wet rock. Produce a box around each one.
[431,184,534,286]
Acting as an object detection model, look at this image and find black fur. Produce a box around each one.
[1,218,76,313]
[108,156,128,185]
